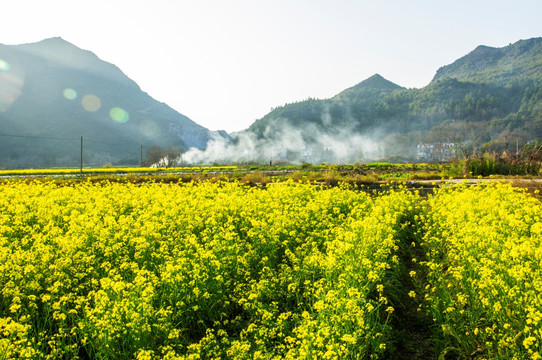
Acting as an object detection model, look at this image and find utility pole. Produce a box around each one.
[140,144,143,167]
[80,136,83,174]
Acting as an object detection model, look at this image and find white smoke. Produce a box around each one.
[182,131,258,164]
[180,117,387,165]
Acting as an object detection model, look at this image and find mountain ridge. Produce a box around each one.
[432,37,542,84]
[333,74,403,101]
[13,37,140,89]
[237,37,542,163]
[0,37,219,168]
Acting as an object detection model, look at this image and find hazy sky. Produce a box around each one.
[1,1,541,132]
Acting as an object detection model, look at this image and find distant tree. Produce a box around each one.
[163,147,181,168]
[143,146,181,168]
[143,145,164,167]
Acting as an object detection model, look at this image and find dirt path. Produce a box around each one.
[388,257,436,359]
[383,215,439,360]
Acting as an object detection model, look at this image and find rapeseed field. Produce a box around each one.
[0,180,539,359]
[420,182,542,359]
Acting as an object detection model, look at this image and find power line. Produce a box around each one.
[84,138,128,147]
[0,132,77,141]
[0,133,127,147]
[1,132,145,168]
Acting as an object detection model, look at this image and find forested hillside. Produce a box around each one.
[245,37,542,162]
[0,38,218,168]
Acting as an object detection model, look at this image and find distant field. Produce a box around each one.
[0,165,239,176]
[0,162,459,185]
[1,155,539,181]
[2,162,541,199]
[0,179,540,359]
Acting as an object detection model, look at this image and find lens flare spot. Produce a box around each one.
[110,107,129,123]
[139,119,160,138]
[81,94,101,112]
[0,59,10,71]
[63,88,77,100]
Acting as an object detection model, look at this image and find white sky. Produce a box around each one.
[1,1,541,132]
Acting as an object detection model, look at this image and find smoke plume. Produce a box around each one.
[181,119,385,165]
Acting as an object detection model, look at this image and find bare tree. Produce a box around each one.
[143,146,181,167]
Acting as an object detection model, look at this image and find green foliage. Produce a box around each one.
[457,152,542,176]
[366,162,393,169]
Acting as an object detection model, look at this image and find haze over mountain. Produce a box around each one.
[184,37,542,164]
[1,36,541,167]
[0,37,223,168]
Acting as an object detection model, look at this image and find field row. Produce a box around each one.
[0,162,441,176]
[0,180,540,359]
[421,182,542,359]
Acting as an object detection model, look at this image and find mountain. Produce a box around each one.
[333,74,404,101]
[236,37,542,163]
[0,37,219,168]
[433,37,542,84]
[248,74,404,139]
[3,37,541,167]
